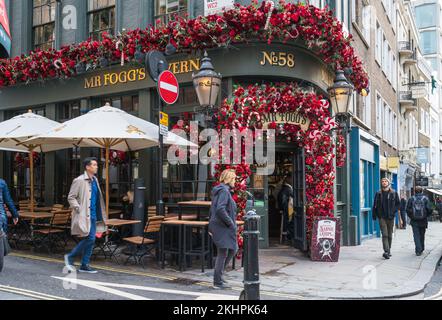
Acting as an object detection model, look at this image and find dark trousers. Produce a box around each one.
[412,225,426,254]
[214,248,236,285]
[379,218,394,254]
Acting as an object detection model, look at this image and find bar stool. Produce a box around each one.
[160,221,184,271]
[182,221,213,272]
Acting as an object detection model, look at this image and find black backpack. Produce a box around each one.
[412,196,427,220]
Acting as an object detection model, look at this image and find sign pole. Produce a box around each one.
[157,99,164,217]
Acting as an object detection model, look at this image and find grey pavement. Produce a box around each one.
[172,221,442,299]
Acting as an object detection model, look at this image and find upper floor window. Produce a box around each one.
[415,4,437,29]
[32,0,56,50]
[155,0,188,25]
[88,0,115,41]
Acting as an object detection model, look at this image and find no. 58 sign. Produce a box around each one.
[260,51,295,68]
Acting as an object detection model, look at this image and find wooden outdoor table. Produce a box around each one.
[105,219,141,226]
[20,211,54,220]
[176,201,212,220]
[18,211,55,243]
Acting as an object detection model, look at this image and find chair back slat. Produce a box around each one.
[51,211,71,226]
[52,204,64,211]
[144,215,164,234]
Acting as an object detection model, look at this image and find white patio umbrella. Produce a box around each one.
[24,103,196,217]
[0,110,86,211]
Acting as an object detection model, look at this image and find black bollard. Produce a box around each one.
[240,210,260,300]
[132,178,146,237]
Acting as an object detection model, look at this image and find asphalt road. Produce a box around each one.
[0,254,285,300]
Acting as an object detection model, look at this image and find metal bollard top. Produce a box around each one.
[243,209,260,221]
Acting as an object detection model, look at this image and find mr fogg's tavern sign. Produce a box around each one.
[262,112,310,131]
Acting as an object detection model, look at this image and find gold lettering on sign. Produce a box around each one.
[260,51,295,68]
[168,58,200,75]
[84,59,199,89]
[261,112,310,131]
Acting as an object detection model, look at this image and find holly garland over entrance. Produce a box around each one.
[214,83,345,246]
[0,0,368,93]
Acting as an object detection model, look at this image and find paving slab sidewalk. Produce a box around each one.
[171,221,442,299]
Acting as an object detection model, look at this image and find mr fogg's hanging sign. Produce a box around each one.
[261,112,311,132]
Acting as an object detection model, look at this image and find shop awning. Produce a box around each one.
[427,189,442,196]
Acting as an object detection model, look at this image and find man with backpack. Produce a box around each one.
[406,187,433,256]
[372,178,400,259]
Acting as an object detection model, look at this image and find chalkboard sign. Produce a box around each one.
[310,217,341,262]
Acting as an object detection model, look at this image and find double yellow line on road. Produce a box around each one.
[0,284,68,300]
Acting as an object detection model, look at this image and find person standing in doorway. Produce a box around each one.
[406,187,432,256]
[64,157,107,274]
[209,169,238,290]
[372,178,400,260]
[435,196,442,223]
[278,174,294,241]
[399,192,407,230]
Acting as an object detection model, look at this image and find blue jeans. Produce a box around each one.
[0,215,7,233]
[68,218,96,266]
[412,225,426,254]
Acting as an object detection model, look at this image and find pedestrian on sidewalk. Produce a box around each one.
[435,196,442,223]
[406,186,432,256]
[209,169,238,290]
[0,179,19,272]
[399,192,407,230]
[372,178,400,260]
[64,157,107,274]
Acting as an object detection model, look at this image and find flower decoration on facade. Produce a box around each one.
[109,150,127,166]
[0,1,368,94]
[215,83,346,247]
[14,152,40,169]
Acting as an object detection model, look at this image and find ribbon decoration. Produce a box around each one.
[116,40,125,66]
[264,1,275,30]
[53,59,63,69]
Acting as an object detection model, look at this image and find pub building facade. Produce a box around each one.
[0,0,362,250]
[0,43,337,249]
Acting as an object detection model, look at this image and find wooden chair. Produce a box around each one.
[33,210,72,253]
[122,215,165,268]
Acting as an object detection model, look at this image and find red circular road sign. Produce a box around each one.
[157,70,179,105]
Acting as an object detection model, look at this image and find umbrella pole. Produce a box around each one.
[105,145,109,219]
[29,149,34,212]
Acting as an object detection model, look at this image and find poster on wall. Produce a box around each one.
[0,0,11,58]
[310,217,341,262]
[204,0,234,16]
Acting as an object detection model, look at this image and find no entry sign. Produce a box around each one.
[158,70,179,105]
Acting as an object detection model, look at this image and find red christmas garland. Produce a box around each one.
[0,0,368,93]
[216,83,345,246]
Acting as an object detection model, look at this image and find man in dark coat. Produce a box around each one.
[372,178,400,259]
[406,187,433,256]
[209,169,238,289]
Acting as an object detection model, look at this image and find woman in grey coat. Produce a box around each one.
[209,169,238,289]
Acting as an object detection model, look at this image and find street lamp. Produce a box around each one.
[327,69,355,247]
[328,70,354,131]
[192,51,222,109]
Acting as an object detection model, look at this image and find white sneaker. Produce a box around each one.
[64,254,76,273]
